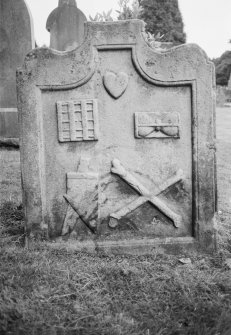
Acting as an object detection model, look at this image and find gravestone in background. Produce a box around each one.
[17,20,217,254]
[46,0,86,51]
[0,0,34,144]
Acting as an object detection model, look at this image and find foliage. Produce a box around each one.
[213,51,231,86]
[89,9,113,22]
[0,201,24,237]
[144,31,166,51]
[89,0,185,48]
[88,1,168,51]
[139,0,186,45]
[89,1,141,22]
[117,0,141,20]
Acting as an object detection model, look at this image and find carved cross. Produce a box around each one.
[109,159,183,229]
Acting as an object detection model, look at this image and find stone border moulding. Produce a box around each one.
[17,20,217,253]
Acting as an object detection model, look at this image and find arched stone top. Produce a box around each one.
[20,19,214,90]
[46,1,86,33]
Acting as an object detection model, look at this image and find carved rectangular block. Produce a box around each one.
[57,99,99,142]
[135,112,180,138]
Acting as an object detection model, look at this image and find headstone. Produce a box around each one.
[17,20,217,253]
[0,0,34,143]
[228,73,231,89]
[46,0,87,51]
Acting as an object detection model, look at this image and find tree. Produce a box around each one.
[117,0,141,20]
[139,0,186,45]
[213,51,231,86]
[89,0,186,46]
[89,10,113,22]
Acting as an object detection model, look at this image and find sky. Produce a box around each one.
[25,0,231,59]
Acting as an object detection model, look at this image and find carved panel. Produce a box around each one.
[135,112,180,139]
[56,99,99,142]
[110,159,183,229]
[62,157,99,234]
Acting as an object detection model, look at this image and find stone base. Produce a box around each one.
[52,237,198,255]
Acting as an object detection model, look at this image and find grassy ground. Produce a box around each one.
[0,148,21,205]
[0,108,231,334]
[216,107,231,251]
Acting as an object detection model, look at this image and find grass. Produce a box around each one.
[0,148,22,205]
[0,244,231,335]
[0,108,231,334]
[216,107,231,253]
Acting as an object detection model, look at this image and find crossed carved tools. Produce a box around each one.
[63,159,183,233]
[109,159,183,229]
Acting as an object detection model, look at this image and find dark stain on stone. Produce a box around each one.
[50,197,66,237]
[67,143,77,153]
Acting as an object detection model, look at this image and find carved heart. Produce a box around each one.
[103,71,129,99]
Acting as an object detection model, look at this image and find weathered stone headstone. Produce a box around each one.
[0,0,34,144]
[17,20,217,253]
[46,0,87,51]
[227,74,231,90]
